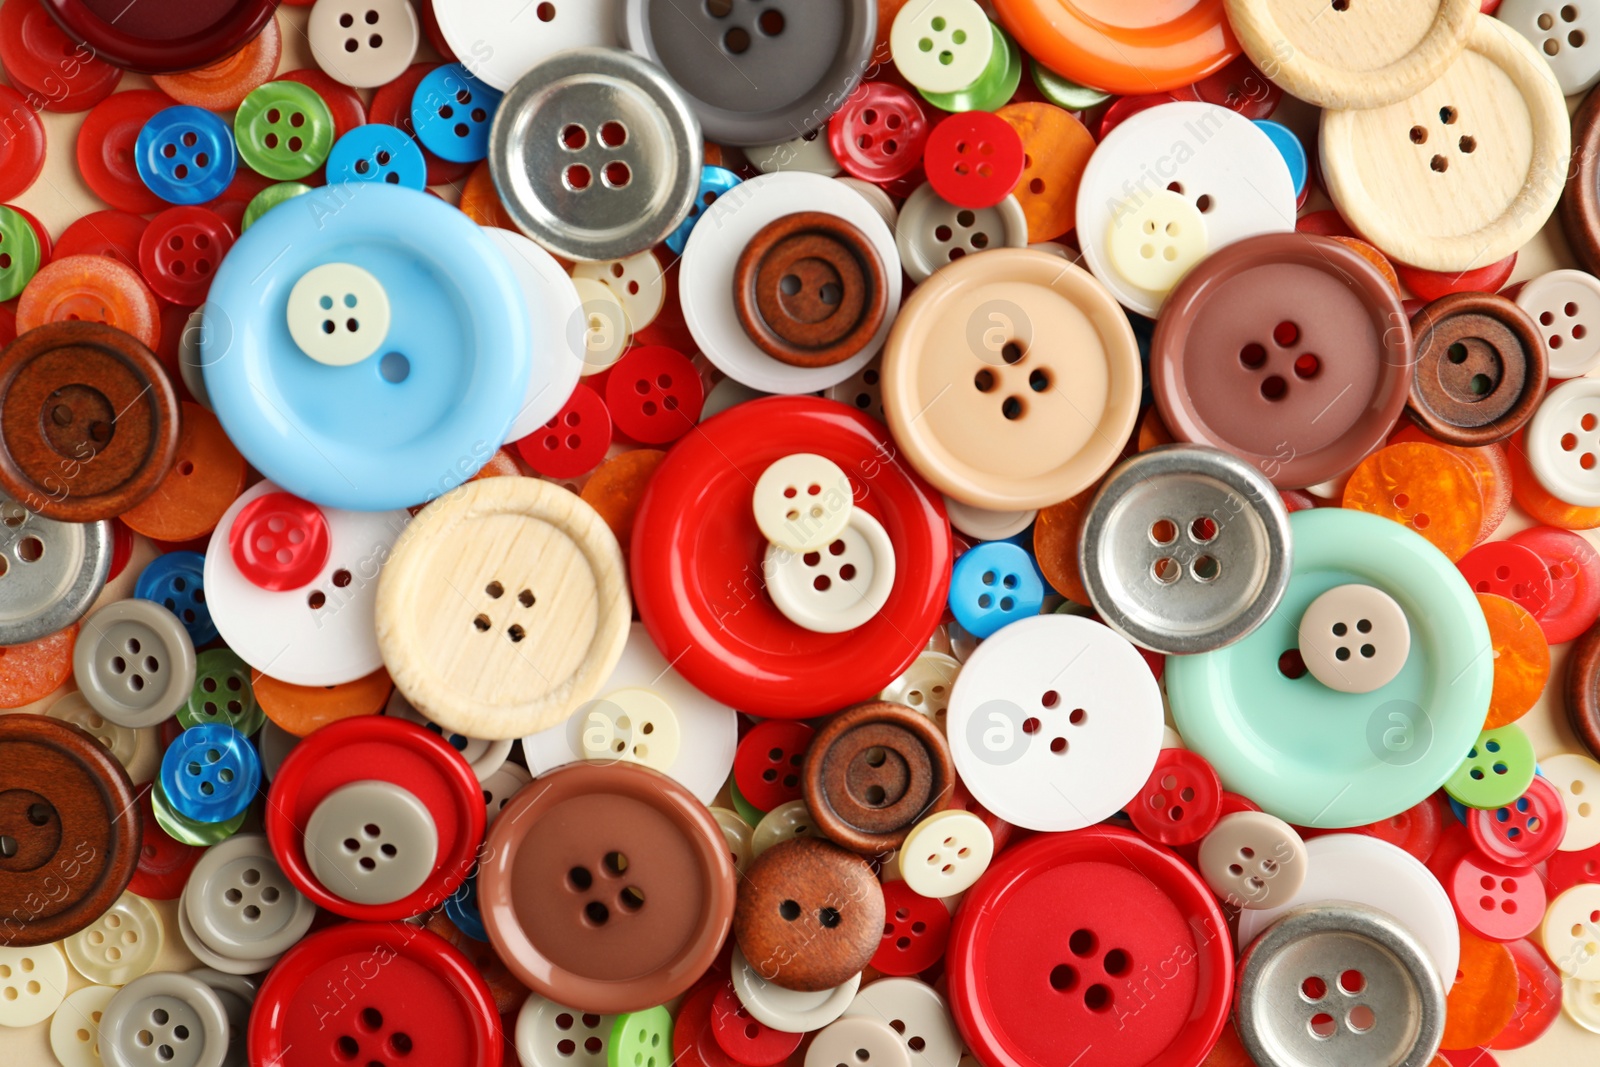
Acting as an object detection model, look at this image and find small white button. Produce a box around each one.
[1515,271,1600,377]
[889,0,995,94]
[571,277,631,375]
[1197,810,1308,910]
[0,942,69,1027]
[879,651,961,732]
[515,991,616,1067]
[842,977,962,1067]
[308,0,420,88]
[1105,189,1208,295]
[576,687,681,771]
[896,810,993,898]
[752,799,816,858]
[764,508,896,634]
[572,250,666,333]
[1546,752,1600,851]
[753,453,854,552]
[1528,377,1600,507]
[1298,583,1410,694]
[1542,884,1600,980]
[712,807,755,874]
[805,1016,911,1067]
[286,263,390,367]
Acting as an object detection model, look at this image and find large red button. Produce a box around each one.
[228,490,331,592]
[604,345,703,445]
[77,89,180,214]
[0,85,45,201]
[41,0,280,74]
[828,81,929,184]
[54,209,148,269]
[0,0,121,112]
[515,381,612,480]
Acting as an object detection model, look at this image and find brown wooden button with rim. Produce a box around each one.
[1406,292,1547,446]
[733,211,888,369]
[0,714,140,947]
[802,700,954,855]
[1561,82,1600,279]
[0,322,178,522]
[1565,616,1600,761]
[732,835,884,992]
[478,761,735,1014]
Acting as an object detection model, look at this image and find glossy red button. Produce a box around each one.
[127,784,202,900]
[1172,54,1279,119]
[0,85,45,201]
[1128,747,1221,847]
[369,63,474,187]
[1506,526,1600,644]
[229,490,332,592]
[1098,93,1175,140]
[733,719,814,813]
[1468,775,1567,868]
[137,206,236,306]
[0,0,121,112]
[1397,255,1518,301]
[250,921,503,1067]
[924,110,1027,210]
[828,81,930,184]
[108,516,135,582]
[1488,938,1563,1049]
[1458,542,1556,621]
[873,876,951,976]
[42,0,281,75]
[604,345,703,445]
[1348,791,1446,865]
[54,209,148,270]
[77,88,180,214]
[1548,842,1600,894]
[1449,853,1544,942]
[514,381,612,480]
[709,980,801,1066]
[674,979,742,1067]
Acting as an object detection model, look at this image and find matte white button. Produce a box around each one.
[286,263,390,367]
[1513,269,1600,379]
[1105,188,1208,295]
[764,508,896,634]
[896,810,993,898]
[1543,884,1600,980]
[842,978,962,1067]
[1196,810,1309,909]
[576,687,681,770]
[1529,377,1600,507]
[1298,583,1411,694]
[752,799,816,857]
[942,496,1035,541]
[1500,0,1600,95]
[889,0,995,93]
[731,945,860,1033]
[753,453,854,552]
[0,941,69,1027]
[1546,752,1600,851]
[433,0,621,91]
[805,1016,911,1067]
[304,780,440,906]
[308,0,420,88]
[515,991,616,1067]
[572,250,666,333]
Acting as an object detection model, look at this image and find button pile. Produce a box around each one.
[5,2,1600,1067]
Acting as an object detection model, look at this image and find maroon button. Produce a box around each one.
[924,110,1026,210]
[603,345,703,446]
[1407,292,1546,446]
[137,206,235,307]
[1458,541,1556,621]
[734,719,814,814]
[828,81,929,184]
[229,490,331,592]
[40,0,280,75]
[1151,232,1415,489]
[1172,54,1280,120]
[515,381,612,480]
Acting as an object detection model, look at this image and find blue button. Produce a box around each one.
[326,124,428,190]
[410,64,502,164]
[949,541,1045,638]
[135,106,239,205]
[1254,120,1308,201]
[134,551,218,647]
[666,166,743,254]
[160,723,262,824]
[444,871,488,942]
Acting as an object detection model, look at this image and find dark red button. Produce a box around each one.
[54,209,149,270]
[734,719,814,813]
[1098,93,1174,140]
[1507,525,1600,644]
[228,490,331,592]
[1173,54,1280,120]
[603,345,703,445]
[0,0,121,112]
[137,206,236,306]
[1128,747,1222,846]
[709,980,801,1066]
[1459,542,1556,621]
[924,110,1027,210]
[77,88,180,214]
[0,85,45,201]
[128,784,202,900]
[1468,775,1567,868]
[41,0,281,75]
[515,381,612,480]
[828,81,929,184]
[873,876,951,976]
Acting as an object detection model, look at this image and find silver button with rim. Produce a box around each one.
[0,492,110,645]
[99,971,229,1067]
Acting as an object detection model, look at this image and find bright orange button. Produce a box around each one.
[1330,236,1401,297]
[119,401,247,542]
[1032,481,1100,607]
[255,666,393,737]
[0,622,77,709]
[151,12,282,110]
[1478,593,1550,730]
[581,448,666,557]
[996,102,1095,243]
[16,254,161,350]
[1442,923,1518,1049]
[992,0,1240,95]
[1342,441,1485,561]
[1508,427,1600,531]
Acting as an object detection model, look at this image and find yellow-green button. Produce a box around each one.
[234,82,335,181]
[0,205,43,302]
[243,182,313,231]
[180,648,265,735]
[608,1006,672,1067]
[1444,724,1536,809]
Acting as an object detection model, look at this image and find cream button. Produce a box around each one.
[1298,584,1411,694]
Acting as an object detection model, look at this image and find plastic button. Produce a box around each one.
[1450,851,1545,942]
[0,204,43,302]
[765,508,896,635]
[434,0,618,92]
[924,110,1026,211]
[137,206,234,307]
[828,82,929,185]
[134,551,218,649]
[0,0,121,112]
[233,80,336,181]
[226,490,331,593]
[98,971,227,1067]
[63,891,163,987]
[1458,541,1555,620]
[159,723,261,824]
[1444,725,1537,809]
[753,453,854,554]
[735,719,815,814]
[666,165,743,255]
[73,599,197,729]
[0,85,44,200]
[134,106,239,206]
[1528,378,1600,507]
[574,688,681,771]
[895,184,1027,284]
[1468,774,1567,868]
[1197,810,1307,909]
[745,129,842,176]
[874,878,952,975]
[308,0,420,88]
[150,12,281,110]
[284,262,391,368]
[516,992,618,1067]
[729,944,859,1033]
[48,983,118,1067]
[603,346,702,445]
[410,62,501,163]
[890,0,994,93]
[1105,189,1208,294]
[77,90,179,215]
[1298,584,1412,695]
[303,780,440,907]
[1478,592,1549,729]
[947,541,1042,639]
[43,690,143,769]
[897,809,993,898]
[325,123,428,189]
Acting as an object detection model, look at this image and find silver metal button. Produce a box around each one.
[0,492,110,645]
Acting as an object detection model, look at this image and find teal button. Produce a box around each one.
[1168,508,1492,828]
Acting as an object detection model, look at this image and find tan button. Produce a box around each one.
[802,701,954,855]
[1227,0,1477,109]
[881,249,1141,509]
[1321,14,1569,272]
[733,836,884,992]
[376,477,630,741]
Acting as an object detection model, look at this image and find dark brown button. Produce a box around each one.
[802,701,954,855]
[0,322,179,522]
[1565,615,1600,761]
[478,761,735,1014]
[732,836,883,992]
[0,713,139,947]
[733,211,888,368]
[1561,85,1600,278]
[1406,292,1547,446]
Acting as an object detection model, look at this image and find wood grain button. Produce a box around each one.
[802,701,954,854]
[0,714,139,947]
[1560,82,1600,279]
[1407,291,1547,446]
[733,836,884,992]
[0,322,178,522]
[1565,616,1600,761]
[734,211,888,369]
[376,477,630,741]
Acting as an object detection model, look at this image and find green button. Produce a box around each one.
[1031,60,1112,111]
[919,22,1022,114]
[728,774,764,825]
[609,1006,672,1067]
[180,648,265,736]
[243,182,313,231]
[1444,724,1537,809]
[0,205,43,302]
[152,778,247,846]
[234,82,335,181]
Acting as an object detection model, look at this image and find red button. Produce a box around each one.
[42,0,280,75]
[108,517,135,582]
[674,979,742,1067]
[54,209,148,270]
[1449,853,1544,942]
[1098,93,1175,140]
[0,85,45,201]
[1173,55,1280,120]
[924,110,1027,210]
[604,345,704,445]
[873,877,951,976]
[1128,748,1222,847]
[1348,792,1446,865]
[1548,842,1600,894]
[77,88,180,214]
[1506,526,1600,644]
[229,491,332,592]
[828,81,930,184]
[1398,255,1517,301]
[514,381,612,480]
[1458,542,1556,622]
[709,980,801,1066]
[249,921,502,1067]
[127,784,202,900]
[733,719,814,813]
[1468,775,1567,868]
[0,0,121,112]
[137,206,236,306]
[369,63,475,187]
[1489,938,1563,1049]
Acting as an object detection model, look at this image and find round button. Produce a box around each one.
[308,0,420,88]
[897,809,993,898]
[666,165,744,255]
[0,492,110,645]
[874,878,952,975]
[1197,810,1308,909]
[889,0,994,93]
[99,970,228,1067]
[573,688,681,771]
[923,110,1026,211]
[802,701,954,854]
[894,184,1027,284]
[734,836,882,992]
[138,548,217,647]
[751,799,815,858]
[227,491,331,592]
[840,977,961,1067]
[745,128,842,176]
[387,694,515,782]
[711,980,801,1066]
[516,382,612,480]
[137,206,235,307]
[152,31,285,113]
[134,106,239,206]
[1450,849,1545,942]
[947,541,1042,639]
[1459,541,1555,622]
[1298,584,1412,695]
[1528,378,1600,507]
[180,649,260,731]
[828,82,929,184]
[1513,270,1600,379]
[128,787,202,901]
[74,599,197,729]
[0,85,43,200]
[807,1016,910,1067]
[481,761,735,1013]
[159,723,261,824]
[1104,188,1209,293]
[326,123,428,189]
[233,80,335,181]
[994,0,1237,94]
[1444,725,1537,809]
[603,345,702,445]
[1344,441,1486,561]
[49,983,118,1067]
[44,691,143,769]
[435,0,618,92]
[0,0,122,112]
[517,992,618,1067]
[303,780,440,907]
[40,0,278,74]
[0,205,43,303]
[284,262,391,368]
[411,62,501,163]
[1409,292,1546,446]
[1468,774,1567,868]
[735,720,815,814]
[1501,0,1600,93]
[63,889,163,986]
[0,941,68,1027]
[753,453,854,553]
[1477,592,1549,729]
[574,249,665,333]
[1128,747,1223,847]
[77,91,178,215]
[879,651,960,733]
[153,781,245,850]
[765,508,897,635]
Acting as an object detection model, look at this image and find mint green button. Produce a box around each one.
[1444,724,1536,809]
[1168,508,1492,828]
[0,205,43,302]
[1031,60,1112,111]
[243,182,313,231]
[234,82,335,181]
[609,1006,671,1067]
[152,778,247,846]
[919,22,1022,114]
[180,649,264,735]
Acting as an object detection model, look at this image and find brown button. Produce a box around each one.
[802,701,954,855]
[0,322,179,521]
[479,761,734,1014]
[734,211,888,369]
[732,836,883,992]
[1565,617,1600,761]
[0,714,139,946]
[1151,232,1415,489]
[1561,84,1600,278]
[1407,292,1547,446]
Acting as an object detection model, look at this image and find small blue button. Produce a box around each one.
[134,551,218,648]
[136,106,239,205]
[1254,120,1308,201]
[326,124,428,190]
[410,64,502,164]
[949,541,1045,638]
[666,166,743,254]
[444,871,488,942]
[160,723,261,824]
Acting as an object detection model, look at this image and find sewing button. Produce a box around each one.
[574,250,666,333]
[64,890,164,986]
[1197,810,1308,909]
[174,821,309,961]
[1446,726,1537,809]
[1543,884,1600,978]
[134,106,238,206]
[571,277,631,374]
[483,226,586,442]
[516,381,613,480]
[733,835,881,991]
[1501,0,1600,93]
[307,0,419,88]
[753,453,854,554]
[923,110,1025,211]
[1128,747,1223,847]
[842,978,960,1067]
[73,599,197,729]
[803,701,954,854]
[1566,974,1600,1034]
[1343,441,1486,562]
[805,1015,908,1067]
[1449,850,1544,942]
[602,346,702,445]
[0,941,67,1027]
[1478,592,1549,729]
[1528,378,1600,508]
[0,205,42,302]
[572,688,681,771]
[746,130,842,176]
[136,206,235,307]
[1568,618,1600,756]
[227,491,330,593]
[160,723,261,824]
[15,254,161,350]
[1513,269,1600,379]
[947,540,1042,639]
[284,262,390,368]
[1563,85,1600,278]
[516,992,617,1067]
[993,0,1237,95]
[326,123,427,188]
[730,944,859,1033]
[0,85,42,200]
[875,878,952,974]
[97,970,227,1067]
[385,695,515,782]
[897,809,993,898]
[232,80,334,182]
[890,0,994,93]
[1468,775,1567,868]
[0,0,121,112]
[153,780,245,849]
[1445,925,1520,1050]
[1298,584,1412,695]
[707,981,800,1066]
[752,799,817,859]
[149,10,281,110]
[735,720,815,814]
[433,0,617,91]
[943,498,1032,542]
[1407,292,1547,446]
[41,0,276,73]
[48,983,118,1067]
[410,62,500,164]
[481,762,532,827]
[135,550,218,646]
[302,780,440,907]
[1104,189,1209,294]
[1460,541,1554,624]
[0,493,109,645]
[44,691,143,770]
[765,508,897,635]
[828,82,929,185]
[879,651,960,732]
[76,91,176,215]
[713,808,754,874]
[894,184,1027,284]
[666,166,743,255]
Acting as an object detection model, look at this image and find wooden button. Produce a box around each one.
[0,322,179,522]
[1407,292,1547,446]
[1560,80,1600,278]
[733,836,884,992]
[376,477,630,741]
[0,714,139,946]
[1565,616,1600,761]
[734,211,889,370]
[802,701,954,854]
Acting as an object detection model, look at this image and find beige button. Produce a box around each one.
[376,477,631,740]
[1321,13,1569,272]
[882,249,1142,509]
[805,1015,912,1067]
[1196,810,1308,910]
[577,687,681,771]
[1297,583,1411,694]
[1227,0,1477,109]
[573,251,666,333]
[752,799,816,858]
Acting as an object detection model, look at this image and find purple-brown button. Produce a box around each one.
[42,0,280,75]
[1407,292,1547,446]
[1150,233,1415,489]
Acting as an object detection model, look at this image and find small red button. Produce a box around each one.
[1129,747,1222,846]
[733,720,815,814]
[229,491,331,592]
[1347,791,1446,865]
[1468,775,1567,868]
[1449,852,1545,942]
[1458,542,1556,621]
[829,81,930,184]
[515,381,612,480]
[873,877,951,976]
[1506,526,1600,644]
[1547,841,1600,894]
[604,345,704,445]
[924,110,1027,210]
[127,784,202,900]
[54,209,149,270]
[138,205,236,306]
[709,980,801,1066]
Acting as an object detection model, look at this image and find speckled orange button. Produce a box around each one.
[0,622,77,709]
[997,102,1095,244]
[16,255,161,350]
[1341,441,1485,561]
[581,449,665,556]
[119,402,248,542]
[1477,592,1549,730]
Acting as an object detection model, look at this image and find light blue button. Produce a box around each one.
[666,166,742,254]
[949,541,1045,638]
[326,124,428,190]
[411,63,502,164]
[202,183,532,511]
[1254,120,1307,201]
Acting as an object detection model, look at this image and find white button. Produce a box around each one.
[63,892,163,987]
[48,983,117,1067]
[1529,378,1600,506]
[806,1016,911,1067]
[889,0,995,93]
[753,453,855,552]
[483,227,585,443]
[286,262,390,367]
[942,496,1035,541]
[1196,811,1309,910]
[1543,884,1600,980]
[842,978,962,1067]
[1546,752,1600,851]
[576,686,681,770]
[1297,583,1411,694]
[946,614,1164,832]
[1105,188,1208,296]
[879,651,961,732]
[896,810,993,898]
[1500,0,1600,95]
[386,690,514,781]
[730,945,860,1033]
[570,276,631,375]
[433,0,621,91]
[764,509,896,634]
[837,178,899,232]
[1514,269,1600,379]
[481,761,532,825]
[572,250,666,333]
[752,799,816,857]
[515,991,616,1067]
[308,0,420,88]
[747,129,842,176]
[712,806,755,874]
[0,941,68,1027]
[1565,973,1600,1034]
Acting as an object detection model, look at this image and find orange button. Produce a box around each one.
[1442,923,1518,1050]
[459,160,518,231]
[996,102,1095,243]
[992,0,1240,95]
[151,12,282,110]
[119,401,247,542]
[581,448,666,557]
[255,665,393,737]
[471,447,523,481]
[1199,1020,1255,1067]
[1478,593,1550,730]
[1330,236,1401,297]
[1032,481,1099,607]
[1341,441,1485,561]
[16,254,162,350]
[0,622,77,709]
[1389,424,1511,545]
[1138,404,1176,452]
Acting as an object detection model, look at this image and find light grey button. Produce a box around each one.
[256,719,299,781]
[100,972,228,1067]
[178,309,216,412]
[489,47,702,261]
[1235,902,1444,1067]
[1500,0,1600,96]
[0,492,110,645]
[303,780,440,906]
[1080,444,1292,655]
[73,600,197,728]
[185,971,254,1067]
[184,834,315,965]
[620,0,875,147]
[894,185,1028,283]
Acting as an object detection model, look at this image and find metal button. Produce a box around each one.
[303,780,440,906]
[99,970,229,1067]
[0,491,110,645]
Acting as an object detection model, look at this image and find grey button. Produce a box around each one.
[894,185,1028,283]
[100,971,228,1067]
[0,492,110,645]
[1080,444,1292,655]
[1236,902,1445,1067]
[621,0,876,147]
[303,780,439,906]
[184,833,315,965]
[73,600,197,728]
[185,971,254,1067]
[256,719,299,781]
[489,47,702,261]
